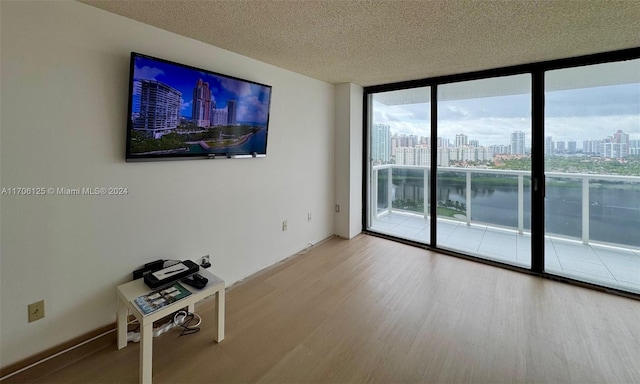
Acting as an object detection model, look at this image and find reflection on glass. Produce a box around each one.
[545,59,640,294]
[436,75,532,267]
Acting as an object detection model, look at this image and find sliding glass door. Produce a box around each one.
[436,75,531,267]
[364,50,639,295]
[544,59,640,292]
[367,87,431,244]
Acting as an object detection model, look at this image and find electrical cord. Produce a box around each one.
[126,310,201,342]
[173,311,202,336]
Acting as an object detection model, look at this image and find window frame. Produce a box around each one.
[362,47,640,299]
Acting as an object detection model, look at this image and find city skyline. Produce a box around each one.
[132,55,271,124]
[372,81,639,147]
[372,123,639,166]
[376,127,639,153]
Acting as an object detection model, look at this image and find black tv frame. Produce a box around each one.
[125,52,272,162]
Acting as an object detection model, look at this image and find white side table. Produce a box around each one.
[116,269,225,384]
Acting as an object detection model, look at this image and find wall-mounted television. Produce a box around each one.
[126,52,272,161]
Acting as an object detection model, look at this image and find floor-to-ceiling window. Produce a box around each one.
[364,50,639,295]
[436,75,531,267]
[544,59,640,292]
[367,87,431,244]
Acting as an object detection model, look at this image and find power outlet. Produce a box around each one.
[282,220,287,231]
[28,300,45,323]
[200,255,211,268]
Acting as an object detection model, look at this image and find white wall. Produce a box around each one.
[0,1,335,367]
[334,83,363,239]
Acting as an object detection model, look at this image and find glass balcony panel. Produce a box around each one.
[589,181,640,248]
[436,170,466,222]
[545,177,583,239]
[376,168,389,215]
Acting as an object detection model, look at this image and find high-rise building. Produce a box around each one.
[133,79,181,138]
[583,139,602,155]
[556,141,566,153]
[391,134,399,156]
[372,124,391,164]
[568,141,577,154]
[474,147,492,162]
[510,130,525,155]
[601,142,613,158]
[408,135,419,148]
[211,107,228,126]
[455,133,468,147]
[462,147,476,162]
[630,139,640,155]
[394,145,453,166]
[395,147,413,165]
[545,136,554,156]
[612,129,629,158]
[438,148,450,166]
[227,99,237,125]
[437,137,449,148]
[209,98,217,126]
[469,140,479,148]
[593,130,632,158]
[192,79,211,127]
[415,146,430,166]
[489,144,509,154]
[399,134,409,147]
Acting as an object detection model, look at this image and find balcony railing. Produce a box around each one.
[371,164,640,248]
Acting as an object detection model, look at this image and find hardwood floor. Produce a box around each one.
[5,234,640,383]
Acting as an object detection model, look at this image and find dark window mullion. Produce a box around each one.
[430,86,438,247]
[531,71,545,273]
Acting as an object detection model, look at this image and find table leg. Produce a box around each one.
[215,289,225,342]
[117,299,128,350]
[140,324,153,384]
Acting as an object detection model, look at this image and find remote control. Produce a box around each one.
[183,274,208,289]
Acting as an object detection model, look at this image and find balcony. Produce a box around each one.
[369,164,640,294]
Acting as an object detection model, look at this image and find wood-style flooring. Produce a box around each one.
[5,234,640,383]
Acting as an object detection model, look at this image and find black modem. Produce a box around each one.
[143,260,199,289]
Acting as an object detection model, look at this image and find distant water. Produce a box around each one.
[384,177,640,247]
[187,128,268,155]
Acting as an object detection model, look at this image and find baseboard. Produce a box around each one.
[227,235,335,291]
[1,237,337,382]
[0,323,116,382]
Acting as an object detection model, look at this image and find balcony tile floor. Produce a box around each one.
[371,211,640,294]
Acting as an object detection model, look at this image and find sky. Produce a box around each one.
[131,55,271,124]
[372,81,640,148]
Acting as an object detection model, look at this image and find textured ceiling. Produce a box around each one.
[81,0,640,87]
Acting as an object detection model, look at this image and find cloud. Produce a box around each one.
[443,105,471,119]
[134,65,165,81]
[546,115,640,143]
[181,98,192,112]
[372,83,639,147]
[546,83,640,118]
[220,78,252,97]
[237,95,269,123]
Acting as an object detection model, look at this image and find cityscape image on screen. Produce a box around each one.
[126,53,272,160]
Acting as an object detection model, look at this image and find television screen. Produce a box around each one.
[126,52,272,161]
